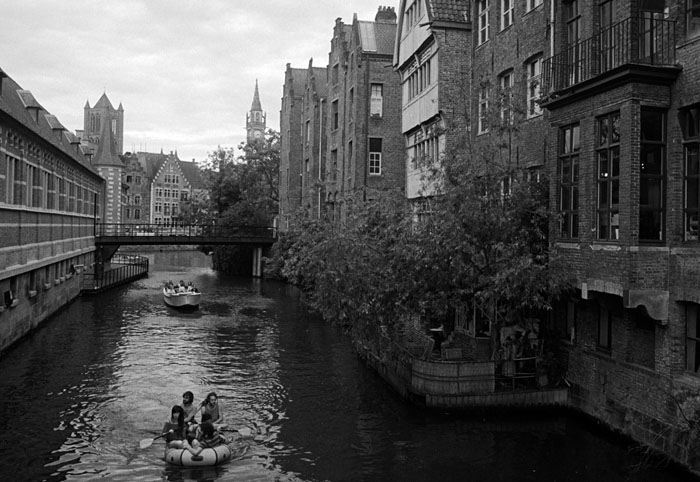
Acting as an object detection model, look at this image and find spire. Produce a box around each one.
[251,79,262,111]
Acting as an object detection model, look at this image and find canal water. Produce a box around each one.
[0,253,697,481]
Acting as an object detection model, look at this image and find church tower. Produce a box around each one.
[246,80,266,143]
[81,93,125,225]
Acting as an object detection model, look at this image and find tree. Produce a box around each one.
[267,122,572,352]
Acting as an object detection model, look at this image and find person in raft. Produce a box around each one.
[190,421,228,455]
[162,405,190,449]
[180,391,198,442]
[199,392,226,429]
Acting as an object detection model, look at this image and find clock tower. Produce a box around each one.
[246,79,266,143]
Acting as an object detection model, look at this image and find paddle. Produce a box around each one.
[139,430,172,449]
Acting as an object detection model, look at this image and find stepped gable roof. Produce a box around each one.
[427,0,471,24]
[137,151,203,188]
[0,69,98,176]
[178,160,204,189]
[284,64,307,98]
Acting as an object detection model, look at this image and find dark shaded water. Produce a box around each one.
[0,260,696,481]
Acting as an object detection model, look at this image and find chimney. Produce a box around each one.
[375,6,397,24]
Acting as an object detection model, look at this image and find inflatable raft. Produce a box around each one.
[164,444,232,466]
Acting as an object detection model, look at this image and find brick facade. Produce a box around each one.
[279,64,305,232]
[540,0,700,472]
[0,69,103,354]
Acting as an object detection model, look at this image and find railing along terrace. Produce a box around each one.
[541,16,676,97]
[95,223,275,239]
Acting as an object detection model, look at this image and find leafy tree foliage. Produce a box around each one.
[188,130,280,273]
[267,134,572,346]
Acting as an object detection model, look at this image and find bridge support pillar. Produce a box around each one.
[252,247,263,278]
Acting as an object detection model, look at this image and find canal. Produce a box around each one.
[0,253,696,481]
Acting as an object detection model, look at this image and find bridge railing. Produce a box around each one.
[95,223,276,239]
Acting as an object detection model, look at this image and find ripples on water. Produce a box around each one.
[0,264,698,482]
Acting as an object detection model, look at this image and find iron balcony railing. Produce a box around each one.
[94,222,276,239]
[541,16,676,97]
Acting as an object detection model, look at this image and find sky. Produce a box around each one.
[0,0,395,164]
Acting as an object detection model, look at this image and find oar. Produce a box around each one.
[139,430,171,449]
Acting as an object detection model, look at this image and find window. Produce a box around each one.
[558,124,580,238]
[687,303,700,373]
[370,84,383,117]
[526,0,543,12]
[688,0,700,36]
[478,85,490,134]
[126,175,133,183]
[683,106,700,241]
[527,57,542,118]
[305,120,311,144]
[599,0,620,71]
[639,109,666,241]
[349,88,354,122]
[501,0,513,30]
[477,0,490,45]
[332,63,339,85]
[596,112,620,240]
[405,57,432,100]
[331,101,339,130]
[499,71,513,124]
[565,0,582,85]
[598,304,612,350]
[369,138,382,176]
[134,195,141,205]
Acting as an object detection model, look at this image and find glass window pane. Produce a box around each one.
[612,147,620,176]
[599,184,609,207]
[687,145,700,175]
[642,145,664,174]
[611,115,620,143]
[612,180,619,205]
[572,125,581,151]
[599,117,608,146]
[688,178,700,209]
[599,152,609,177]
[641,109,664,141]
[640,210,662,240]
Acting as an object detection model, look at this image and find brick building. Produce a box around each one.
[279,64,306,232]
[299,59,328,218]
[279,6,405,227]
[121,150,206,225]
[539,0,700,469]
[325,7,405,222]
[0,67,104,354]
[393,0,473,219]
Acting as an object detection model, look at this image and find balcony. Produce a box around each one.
[541,17,679,104]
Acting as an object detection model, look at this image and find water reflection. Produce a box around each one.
[0,255,697,481]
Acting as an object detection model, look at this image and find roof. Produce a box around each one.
[427,0,471,23]
[91,113,124,168]
[129,151,204,189]
[94,92,115,110]
[285,65,307,98]
[356,20,396,56]
[0,70,99,177]
[251,80,262,111]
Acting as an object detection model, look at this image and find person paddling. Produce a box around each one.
[199,392,226,429]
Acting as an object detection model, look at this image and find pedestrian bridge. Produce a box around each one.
[94,223,277,277]
[95,223,277,246]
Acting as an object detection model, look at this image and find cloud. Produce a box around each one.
[1,0,391,163]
